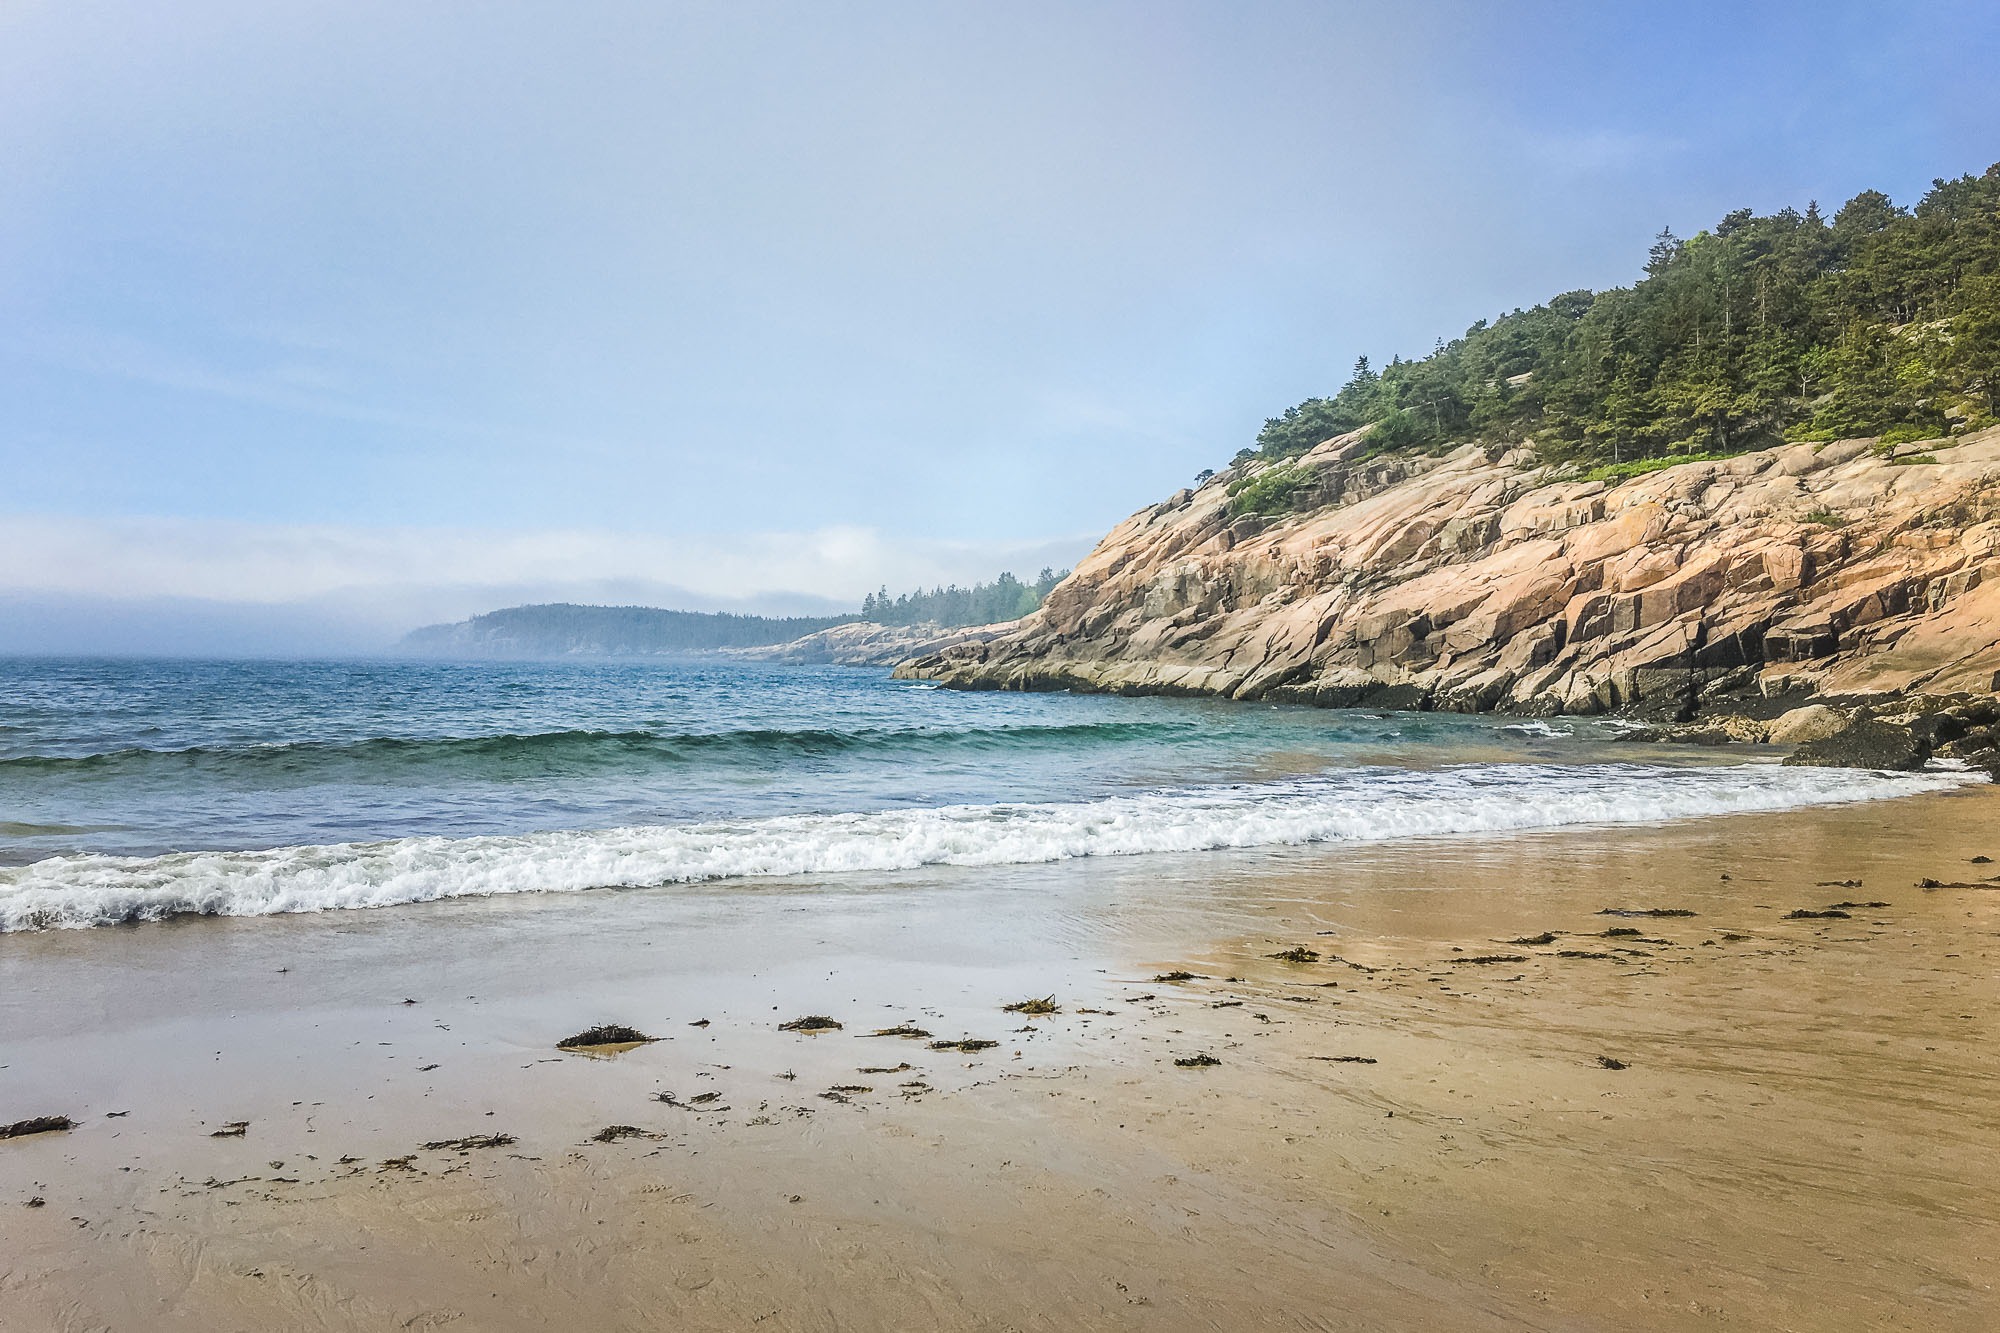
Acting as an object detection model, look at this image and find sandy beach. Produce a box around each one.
[3,784,1997,1332]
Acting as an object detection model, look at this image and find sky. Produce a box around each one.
[3,0,1998,652]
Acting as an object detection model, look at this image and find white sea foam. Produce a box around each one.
[0,762,1971,930]
[1501,720,1573,738]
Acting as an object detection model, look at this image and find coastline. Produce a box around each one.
[4,785,1997,1330]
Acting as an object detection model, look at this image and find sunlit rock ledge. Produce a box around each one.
[895,427,2000,725]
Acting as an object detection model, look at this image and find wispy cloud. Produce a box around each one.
[17,328,499,442]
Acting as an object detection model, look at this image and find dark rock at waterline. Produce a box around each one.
[1362,683,1431,712]
[1948,745,2000,779]
[1782,718,1931,771]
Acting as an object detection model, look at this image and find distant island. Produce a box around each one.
[397,604,857,658]
[399,569,1074,658]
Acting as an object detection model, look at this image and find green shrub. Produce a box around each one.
[1879,424,1940,447]
[1581,449,1737,484]
[1226,464,1315,517]
[1365,408,1430,454]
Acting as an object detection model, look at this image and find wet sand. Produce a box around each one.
[2,785,1997,1331]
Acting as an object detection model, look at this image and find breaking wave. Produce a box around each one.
[0,721,1197,783]
[0,761,1968,931]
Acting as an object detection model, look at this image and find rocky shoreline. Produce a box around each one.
[1644,690,2000,775]
[729,618,1022,666]
[895,427,2000,772]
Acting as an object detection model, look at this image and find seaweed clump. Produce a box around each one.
[591,1124,655,1143]
[779,1015,843,1032]
[1002,996,1061,1015]
[0,1116,73,1139]
[422,1133,516,1151]
[557,1024,655,1049]
[930,1039,999,1053]
[1174,1054,1221,1068]
[1268,947,1320,963]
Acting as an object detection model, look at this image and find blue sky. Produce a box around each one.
[3,0,1997,650]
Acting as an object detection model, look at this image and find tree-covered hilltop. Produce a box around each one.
[863,568,1069,628]
[399,604,857,657]
[1248,162,2000,478]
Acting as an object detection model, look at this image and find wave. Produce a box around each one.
[1501,721,1573,738]
[0,721,1197,782]
[0,761,1969,931]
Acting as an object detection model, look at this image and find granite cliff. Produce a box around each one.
[896,427,2000,724]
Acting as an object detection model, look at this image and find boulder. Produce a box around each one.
[1765,704,1849,746]
[1781,718,1932,771]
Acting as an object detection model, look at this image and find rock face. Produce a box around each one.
[743,619,1023,667]
[897,427,2000,716]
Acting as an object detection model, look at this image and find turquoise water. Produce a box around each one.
[0,657,1966,929]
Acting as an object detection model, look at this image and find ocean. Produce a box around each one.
[0,656,1969,931]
